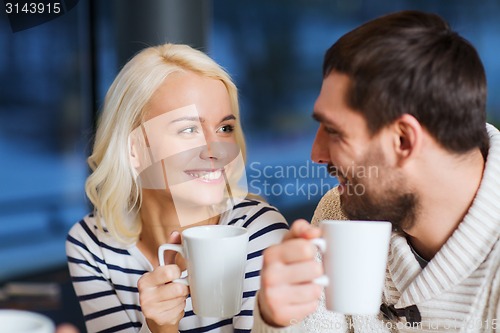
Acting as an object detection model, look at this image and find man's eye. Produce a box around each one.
[324,126,339,135]
[217,124,235,133]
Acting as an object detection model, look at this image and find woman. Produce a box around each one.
[66,43,289,333]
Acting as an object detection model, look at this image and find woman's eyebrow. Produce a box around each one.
[169,115,235,124]
[169,116,201,124]
[220,115,236,122]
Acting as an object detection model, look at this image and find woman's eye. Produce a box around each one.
[217,124,235,133]
[179,126,198,134]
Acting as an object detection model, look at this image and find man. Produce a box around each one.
[252,10,500,333]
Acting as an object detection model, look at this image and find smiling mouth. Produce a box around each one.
[185,169,223,182]
[328,165,349,186]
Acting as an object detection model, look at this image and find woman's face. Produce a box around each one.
[129,71,246,222]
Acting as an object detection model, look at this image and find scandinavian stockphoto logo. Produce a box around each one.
[248,160,337,201]
[4,0,79,32]
[247,160,380,201]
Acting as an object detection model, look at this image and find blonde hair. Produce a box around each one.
[85,43,246,244]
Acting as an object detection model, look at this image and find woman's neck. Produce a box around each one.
[137,190,220,266]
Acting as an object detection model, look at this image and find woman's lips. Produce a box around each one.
[184,169,224,183]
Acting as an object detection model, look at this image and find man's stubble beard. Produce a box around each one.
[340,179,417,232]
[337,148,418,232]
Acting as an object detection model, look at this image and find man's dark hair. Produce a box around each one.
[323,10,488,153]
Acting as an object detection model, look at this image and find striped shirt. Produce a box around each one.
[66,199,289,333]
[252,124,500,333]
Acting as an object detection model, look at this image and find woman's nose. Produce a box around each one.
[199,141,241,166]
[200,141,226,161]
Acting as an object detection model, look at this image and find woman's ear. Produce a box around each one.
[129,127,149,171]
[129,137,141,170]
[393,114,423,166]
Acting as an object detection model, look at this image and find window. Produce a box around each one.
[0,2,91,280]
[210,0,500,220]
[1,0,499,280]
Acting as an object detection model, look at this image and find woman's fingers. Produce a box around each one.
[139,270,189,327]
[138,264,182,289]
[145,298,187,327]
[142,293,188,323]
[160,231,182,266]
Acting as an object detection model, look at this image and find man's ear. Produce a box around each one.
[393,114,423,166]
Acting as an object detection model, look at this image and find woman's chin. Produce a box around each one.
[173,188,227,208]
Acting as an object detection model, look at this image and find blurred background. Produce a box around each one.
[1,0,499,330]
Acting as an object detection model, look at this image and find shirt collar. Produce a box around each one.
[390,124,500,307]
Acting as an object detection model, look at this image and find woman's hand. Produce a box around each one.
[138,232,189,332]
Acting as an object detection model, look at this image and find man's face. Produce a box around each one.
[311,72,416,231]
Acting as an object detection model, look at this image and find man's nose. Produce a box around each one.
[311,126,330,164]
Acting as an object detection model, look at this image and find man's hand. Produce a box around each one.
[258,219,324,327]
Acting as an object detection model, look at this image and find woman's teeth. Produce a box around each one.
[187,170,222,181]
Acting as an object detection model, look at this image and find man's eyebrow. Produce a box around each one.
[311,112,323,123]
[311,111,334,125]
[311,111,343,131]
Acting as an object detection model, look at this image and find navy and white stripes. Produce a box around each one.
[66,199,289,333]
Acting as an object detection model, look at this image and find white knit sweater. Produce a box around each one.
[252,124,500,333]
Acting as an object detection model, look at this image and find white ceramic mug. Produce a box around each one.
[158,225,249,318]
[0,309,55,333]
[313,220,392,315]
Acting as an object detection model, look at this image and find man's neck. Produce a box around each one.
[405,148,485,261]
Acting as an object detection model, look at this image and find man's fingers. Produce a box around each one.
[264,283,323,306]
[283,220,321,241]
[261,260,323,287]
[258,220,324,327]
[263,238,320,266]
[259,294,320,328]
[281,301,320,325]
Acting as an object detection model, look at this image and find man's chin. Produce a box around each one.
[338,194,360,220]
[338,193,383,222]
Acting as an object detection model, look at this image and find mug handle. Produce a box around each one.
[157,244,189,286]
[309,238,329,287]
